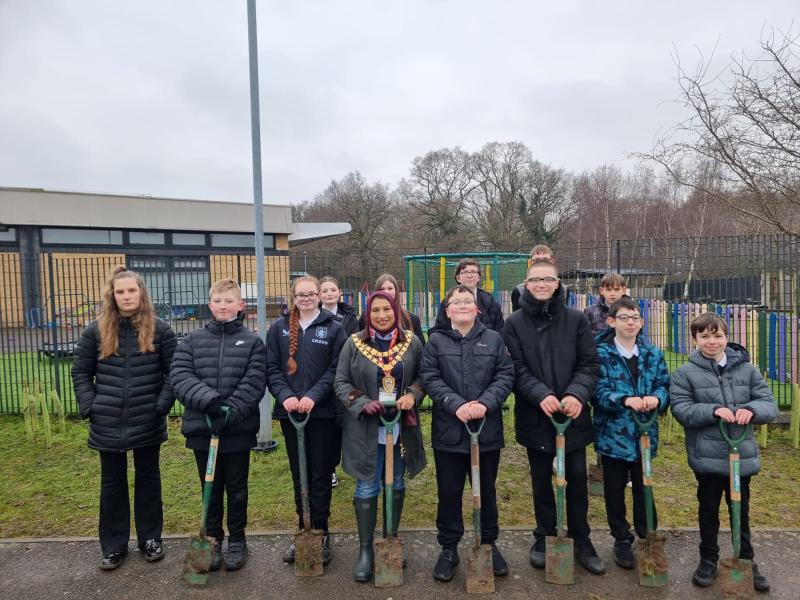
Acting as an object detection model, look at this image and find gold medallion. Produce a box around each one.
[382,374,396,394]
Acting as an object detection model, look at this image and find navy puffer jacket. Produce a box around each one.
[72,318,177,452]
[170,314,267,453]
[267,310,346,420]
[422,321,514,453]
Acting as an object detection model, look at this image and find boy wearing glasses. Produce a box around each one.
[434,258,504,333]
[503,259,606,575]
[591,297,670,570]
[421,285,515,582]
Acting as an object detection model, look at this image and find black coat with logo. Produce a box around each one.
[503,285,600,453]
[267,310,347,420]
[170,314,267,453]
[71,318,177,452]
[421,321,514,453]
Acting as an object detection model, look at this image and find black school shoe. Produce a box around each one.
[99,550,127,571]
[322,534,333,566]
[139,539,164,563]
[529,539,546,569]
[209,542,223,572]
[282,542,295,563]
[576,546,607,575]
[225,540,248,571]
[613,540,635,570]
[752,563,769,592]
[433,547,460,582]
[692,558,718,587]
[491,543,509,576]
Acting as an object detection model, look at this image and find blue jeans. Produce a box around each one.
[354,443,405,499]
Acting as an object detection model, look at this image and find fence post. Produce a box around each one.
[615,239,621,274]
[792,384,800,450]
[46,253,62,402]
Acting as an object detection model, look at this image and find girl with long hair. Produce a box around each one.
[357,273,426,345]
[266,275,347,568]
[72,266,177,571]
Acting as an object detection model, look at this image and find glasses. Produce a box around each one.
[294,292,319,300]
[459,270,480,277]
[447,299,476,307]
[613,314,641,323]
[526,276,558,284]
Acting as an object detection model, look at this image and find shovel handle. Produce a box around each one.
[287,410,311,431]
[379,408,402,429]
[719,420,750,451]
[465,418,485,542]
[549,412,573,435]
[384,430,395,540]
[288,412,313,531]
[631,408,659,433]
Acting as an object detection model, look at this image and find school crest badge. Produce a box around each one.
[315,327,327,339]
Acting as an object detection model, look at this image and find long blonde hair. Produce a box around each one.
[98,266,156,360]
[286,275,320,375]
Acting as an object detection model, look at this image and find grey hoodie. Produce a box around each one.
[669,342,778,477]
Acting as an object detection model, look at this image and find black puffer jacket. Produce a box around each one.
[435,288,504,333]
[324,301,359,336]
[72,318,177,452]
[170,314,267,453]
[422,321,514,453]
[503,285,599,453]
[267,310,346,420]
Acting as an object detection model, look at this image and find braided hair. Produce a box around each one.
[286,275,320,375]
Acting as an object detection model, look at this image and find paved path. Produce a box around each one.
[2,529,797,599]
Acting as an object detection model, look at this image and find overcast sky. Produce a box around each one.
[0,1,796,206]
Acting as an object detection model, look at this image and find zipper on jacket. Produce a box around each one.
[217,328,226,392]
[121,324,130,448]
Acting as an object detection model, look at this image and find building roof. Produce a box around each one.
[0,187,351,243]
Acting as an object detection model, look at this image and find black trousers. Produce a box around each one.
[527,447,592,550]
[601,455,657,542]
[434,449,501,548]
[193,449,251,543]
[330,423,343,471]
[98,445,162,553]
[695,472,754,562]
[280,417,336,532]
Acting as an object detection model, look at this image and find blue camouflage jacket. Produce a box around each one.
[591,329,670,462]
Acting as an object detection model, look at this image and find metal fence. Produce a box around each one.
[1,234,799,414]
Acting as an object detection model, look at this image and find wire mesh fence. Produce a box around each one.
[1,233,798,414]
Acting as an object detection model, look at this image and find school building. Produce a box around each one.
[0,187,350,328]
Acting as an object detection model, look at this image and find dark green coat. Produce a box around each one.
[334,334,426,481]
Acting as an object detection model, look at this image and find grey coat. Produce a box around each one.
[670,343,778,477]
[334,333,427,482]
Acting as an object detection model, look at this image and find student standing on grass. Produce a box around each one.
[591,297,670,570]
[434,258,504,333]
[670,312,777,593]
[503,259,606,575]
[358,273,427,344]
[319,276,358,489]
[584,273,627,336]
[268,275,346,569]
[334,290,426,583]
[170,279,266,572]
[72,266,177,571]
[421,285,514,583]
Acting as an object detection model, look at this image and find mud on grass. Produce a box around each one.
[1,414,798,538]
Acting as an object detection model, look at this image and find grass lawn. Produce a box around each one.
[1,410,798,539]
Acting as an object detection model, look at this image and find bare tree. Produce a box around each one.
[643,26,800,234]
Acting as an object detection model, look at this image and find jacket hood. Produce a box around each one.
[429,319,487,340]
[519,283,565,319]
[337,301,356,316]
[204,311,247,335]
[688,341,751,370]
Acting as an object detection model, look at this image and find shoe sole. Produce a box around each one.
[692,574,717,587]
[99,556,127,571]
[143,552,164,563]
[613,556,635,570]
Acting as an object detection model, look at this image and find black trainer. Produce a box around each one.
[433,547,459,582]
[282,542,295,564]
[529,539,546,569]
[613,540,635,570]
[139,539,164,563]
[322,534,332,566]
[491,543,509,576]
[752,563,769,592]
[99,550,127,571]
[692,558,718,587]
[225,540,248,571]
